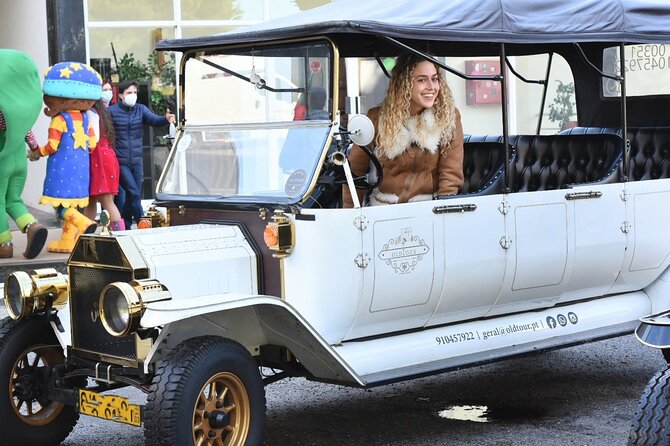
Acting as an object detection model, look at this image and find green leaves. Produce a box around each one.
[547,80,576,130]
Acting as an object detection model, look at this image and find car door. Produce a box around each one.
[489,182,626,316]
[344,194,507,339]
[344,200,440,339]
[617,178,670,293]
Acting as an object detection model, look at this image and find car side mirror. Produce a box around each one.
[347,114,374,147]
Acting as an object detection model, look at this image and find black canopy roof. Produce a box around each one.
[158,0,670,53]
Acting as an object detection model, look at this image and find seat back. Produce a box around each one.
[460,139,509,195]
[627,127,670,180]
[511,134,623,192]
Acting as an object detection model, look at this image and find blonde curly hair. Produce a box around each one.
[376,53,456,157]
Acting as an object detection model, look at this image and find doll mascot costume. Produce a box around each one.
[0,49,48,259]
[31,62,101,253]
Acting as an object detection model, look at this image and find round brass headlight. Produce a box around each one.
[4,271,35,320]
[99,282,143,337]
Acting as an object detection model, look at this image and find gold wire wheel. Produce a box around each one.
[9,345,65,426]
[193,371,251,446]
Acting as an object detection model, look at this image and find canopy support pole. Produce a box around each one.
[500,43,511,194]
[535,53,554,135]
[619,43,629,182]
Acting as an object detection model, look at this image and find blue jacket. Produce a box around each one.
[108,102,168,166]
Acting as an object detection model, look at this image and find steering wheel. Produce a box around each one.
[352,144,384,190]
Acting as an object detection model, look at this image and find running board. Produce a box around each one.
[334,291,650,385]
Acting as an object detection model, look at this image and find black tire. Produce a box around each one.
[144,336,266,446]
[0,317,78,446]
[661,348,670,364]
[628,365,670,445]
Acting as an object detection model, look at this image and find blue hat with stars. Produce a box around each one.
[42,61,102,100]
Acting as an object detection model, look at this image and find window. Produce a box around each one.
[603,44,670,97]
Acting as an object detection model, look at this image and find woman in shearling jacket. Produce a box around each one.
[343,53,464,207]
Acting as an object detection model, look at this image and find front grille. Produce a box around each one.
[69,266,136,361]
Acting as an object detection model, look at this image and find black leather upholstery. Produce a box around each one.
[629,127,670,180]
[511,134,623,192]
[460,139,509,195]
[559,127,621,136]
[460,133,623,194]
[560,126,670,181]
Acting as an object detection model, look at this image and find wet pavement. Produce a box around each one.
[54,334,664,446]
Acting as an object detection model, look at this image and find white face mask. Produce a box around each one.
[101,90,113,104]
[122,92,137,107]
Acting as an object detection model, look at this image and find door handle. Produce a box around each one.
[565,191,602,200]
[433,204,477,214]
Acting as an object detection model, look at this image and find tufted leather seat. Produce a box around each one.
[459,133,623,194]
[459,139,511,195]
[511,134,623,192]
[560,126,670,181]
[627,128,670,180]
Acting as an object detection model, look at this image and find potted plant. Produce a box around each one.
[548,80,577,131]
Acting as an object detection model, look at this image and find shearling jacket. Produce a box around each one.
[343,106,464,207]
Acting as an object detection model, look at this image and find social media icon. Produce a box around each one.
[557,314,567,327]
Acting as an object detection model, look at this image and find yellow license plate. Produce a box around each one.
[78,389,142,426]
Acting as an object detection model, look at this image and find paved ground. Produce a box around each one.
[53,334,664,446]
[0,206,67,280]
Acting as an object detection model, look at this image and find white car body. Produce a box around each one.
[6,1,670,444]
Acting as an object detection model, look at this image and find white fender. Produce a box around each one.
[141,294,363,385]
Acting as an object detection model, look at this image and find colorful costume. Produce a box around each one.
[0,49,48,259]
[38,111,95,206]
[33,61,102,253]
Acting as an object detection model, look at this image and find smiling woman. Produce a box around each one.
[343,53,464,207]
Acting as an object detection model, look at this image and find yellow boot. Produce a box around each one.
[47,221,77,253]
[63,207,97,235]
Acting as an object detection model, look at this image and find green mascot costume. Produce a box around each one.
[0,49,48,259]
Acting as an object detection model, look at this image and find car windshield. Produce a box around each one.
[157,122,331,202]
[157,41,334,204]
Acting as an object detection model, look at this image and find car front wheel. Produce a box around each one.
[0,317,78,446]
[144,336,266,446]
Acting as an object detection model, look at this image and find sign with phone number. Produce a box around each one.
[618,44,669,72]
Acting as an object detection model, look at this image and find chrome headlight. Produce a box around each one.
[99,279,171,337]
[4,269,68,320]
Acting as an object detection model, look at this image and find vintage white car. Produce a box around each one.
[3,0,670,445]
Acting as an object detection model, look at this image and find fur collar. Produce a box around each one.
[380,108,442,160]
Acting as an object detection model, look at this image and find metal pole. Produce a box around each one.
[619,43,629,182]
[536,53,554,135]
[500,43,511,193]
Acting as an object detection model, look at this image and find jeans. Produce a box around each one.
[117,163,144,227]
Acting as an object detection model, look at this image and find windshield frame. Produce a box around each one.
[156,37,340,207]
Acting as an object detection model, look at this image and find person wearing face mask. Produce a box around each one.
[108,79,175,229]
[101,81,114,107]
